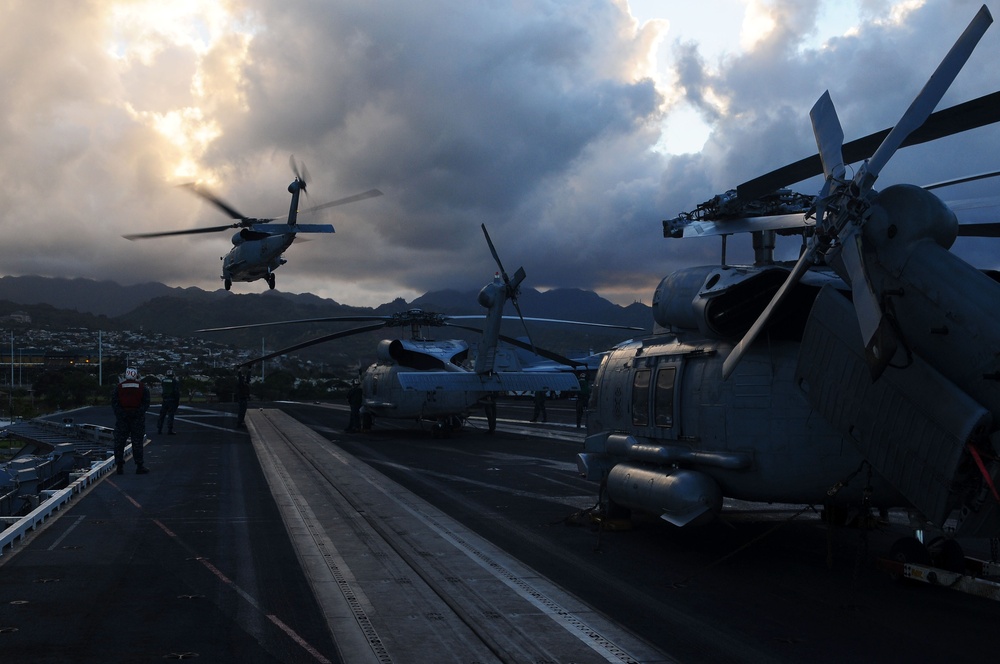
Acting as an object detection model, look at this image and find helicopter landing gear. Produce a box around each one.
[484,398,497,434]
[431,416,463,438]
[266,273,276,289]
[224,278,232,291]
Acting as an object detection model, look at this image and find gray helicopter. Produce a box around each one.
[124,157,382,291]
[578,5,1000,566]
[198,224,644,435]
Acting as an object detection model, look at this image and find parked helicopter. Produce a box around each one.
[199,224,644,435]
[124,157,382,291]
[578,5,1000,565]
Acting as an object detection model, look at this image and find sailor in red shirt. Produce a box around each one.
[111,367,151,474]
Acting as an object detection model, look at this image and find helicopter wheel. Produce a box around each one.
[431,419,452,439]
[930,537,966,573]
[224,278,232,291]
[887,536,932,580]
[267,274,276,289]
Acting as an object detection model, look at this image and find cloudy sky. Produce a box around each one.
[3,0,1000,308]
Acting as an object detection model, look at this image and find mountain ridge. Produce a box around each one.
[0,275,651,365]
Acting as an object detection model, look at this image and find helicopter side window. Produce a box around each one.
[631,369,650,426]
[654,366,676,427]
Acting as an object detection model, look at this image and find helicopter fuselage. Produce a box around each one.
[357,334,580,431]
[579,334,907,526]
[580,185,1000,534]
[361,362,487,421]
[359,338,488,428]
[222,230,295,288]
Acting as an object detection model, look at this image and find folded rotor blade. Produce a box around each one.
[865,5,992,186]
[722,92,844,381]
[736,91,1000,203]
[443,323,589,369]
[810,91,846,181]
[497,334,586,368]
[725,5,992,382]
[721,247,816,380]
[839,232,897,378]
[481,223,509,282]
[835,5,989,375]
[957,222,1000,237]
[924,169,1000,190]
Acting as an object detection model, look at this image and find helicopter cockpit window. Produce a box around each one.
[655,366,676,427]
[631,369,650,426]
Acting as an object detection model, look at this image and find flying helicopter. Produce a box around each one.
[577,5,1000,566]
[198,224,644,435]
[124,156,382,291]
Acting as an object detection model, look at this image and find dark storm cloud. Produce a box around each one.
[2,1,1000,308]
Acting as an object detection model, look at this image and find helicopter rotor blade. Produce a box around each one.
[481,223,509,283]
[721,248,815,380]
[196,315,393,334]
[868,6,991,184]
[835,4,990,371]
[442,322,583,368]
[237,321,389,367]
[722,91,845,380]
[498,333,588,368]
[923,169,1000,191]
[509,294,535,352]
[180,183,250,221]
[957,222,1000,237]
[291,189,383,217]
[123,223,240,240]
[289,154,309,192]
[482,223,532,349]
[810,91,846,182]
[736,90,1000,203]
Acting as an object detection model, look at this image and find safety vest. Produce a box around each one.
[162,377,179,399]
[117,380,145,409]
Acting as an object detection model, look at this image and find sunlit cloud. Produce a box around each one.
[105,1,256,184]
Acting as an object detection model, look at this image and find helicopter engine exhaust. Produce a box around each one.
[605,463,722,527]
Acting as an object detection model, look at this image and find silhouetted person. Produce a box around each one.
[530,390,547,423]
[346,380,363,432]
[236,371,251,427]
[576,373,590,428]
[158,368,180,434]
[112,367,150,475]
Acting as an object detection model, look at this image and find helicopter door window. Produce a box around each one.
[631,369,650,426]
[654,366,676,428]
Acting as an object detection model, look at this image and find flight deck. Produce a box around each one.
[0,404,664,664]
[3,401,999,663]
